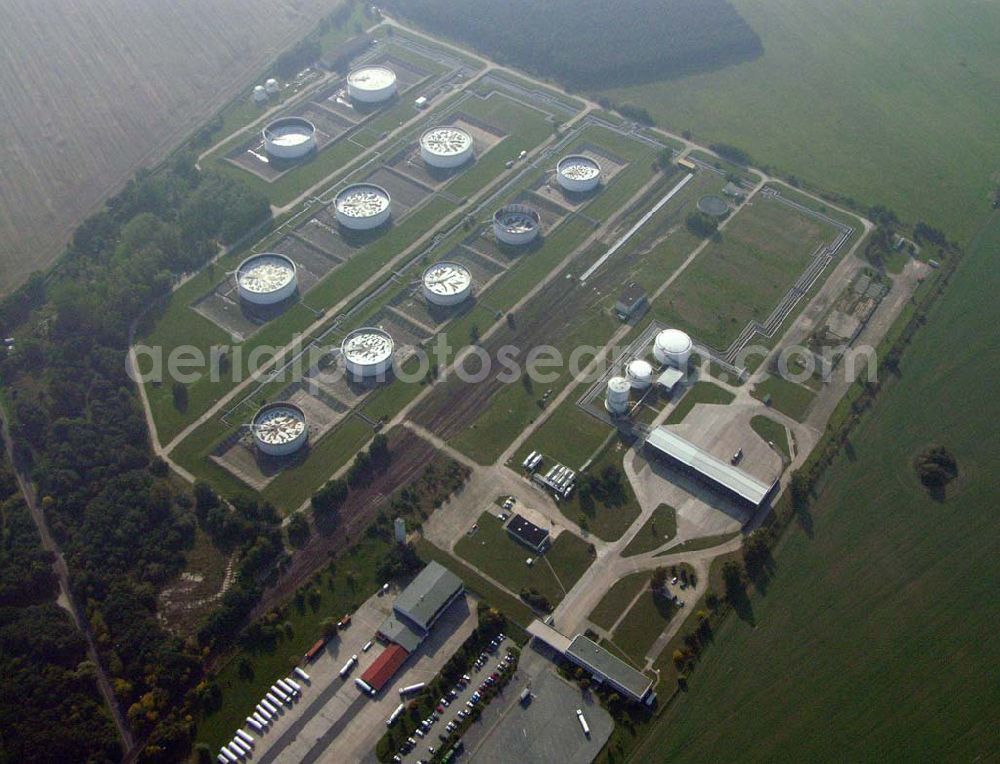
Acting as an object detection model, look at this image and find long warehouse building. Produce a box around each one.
[644,426,776,508]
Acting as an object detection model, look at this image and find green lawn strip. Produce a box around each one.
[749,415,790,461]
[588,572,650,632]
[475,70,586,114]
[454,512,592,608]
[621,505,678,557]
[611,585,677,666]
[665,381,735,424]
[654,531,741,557]
[750,374,816,422]
[413,537,534,632]
[687,149,756,185]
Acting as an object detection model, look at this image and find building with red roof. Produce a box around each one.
[360,643,410,693]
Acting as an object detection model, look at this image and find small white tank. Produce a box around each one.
[252,85,267,103]
[265,78,280,95]
[605,376,631,416]
[626,359,654,389]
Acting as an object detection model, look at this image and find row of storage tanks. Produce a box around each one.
[605,329,693,416]
[235,189,546,308]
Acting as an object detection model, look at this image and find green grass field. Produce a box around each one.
[621,504,677,557]
[454,512,593,607]
[665,381,735,424]
[749,414,790,461]
[555,441,642,542]
[649,193,838,350]
[600,0,1000,245]
[587,572,649,632]
[610,584,676,666]
[751,374,816,422]
[636,215,1000,761]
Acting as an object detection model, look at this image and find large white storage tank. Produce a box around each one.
[653,329,692,369]
[493,204,541,246]
[263,116,317,160]
[422,262,472,306]
[556,155,601,193]
[342,327,395,379]
[334,183,392,230]
[252,402,308,456]
[605,376,632,416]
[347,66,397,103]
[236,253,298,305]
[420,127,474,169]
[626,359,654,390]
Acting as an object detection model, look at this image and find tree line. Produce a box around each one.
[0,142,272,759]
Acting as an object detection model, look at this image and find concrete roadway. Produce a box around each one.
[244,589,476,764]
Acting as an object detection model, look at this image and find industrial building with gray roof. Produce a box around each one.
[564,635,654,703]
[377,561,464,650]
[645,426,776,508]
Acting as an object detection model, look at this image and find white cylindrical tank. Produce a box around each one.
[236,253,298,305]
[334,183,391,230]
[252,402,308,456]
[342,327,394,379]
[493,204,541,246]
[420,127,474,168]
[626,359,654,389]
[347,66,397,103]
[265,77,280,95]
[605,376,632,416]
[252,85,268,103]
[422,262,472,306]
[263,116,317,160]
[653,328,693,369]
[556,155,601,193]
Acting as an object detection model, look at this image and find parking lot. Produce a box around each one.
[395,634,516,764]
[244,589,476,764]
[467,664,612,764]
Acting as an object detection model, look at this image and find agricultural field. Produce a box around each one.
[0,0,351,295]
[638,216,1000,762]
[600,0,1000,244]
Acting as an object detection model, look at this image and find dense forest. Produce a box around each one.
[0,147,274,759]
[383,0,762,89]
[0,439,121,761]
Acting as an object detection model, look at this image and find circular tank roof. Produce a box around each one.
[493,204,540,233]
[264,116,316,148]
[253,403,306,445]
[656,328,693,354]
[628,359,654,378]
[557,155,601,181]
[335,183,390,218]
[237,253,296,294]
[342,328,394,365]
[423,262,472,297]
[608,376,631,393]
[421,127,473,157]
[347,66,396,90]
